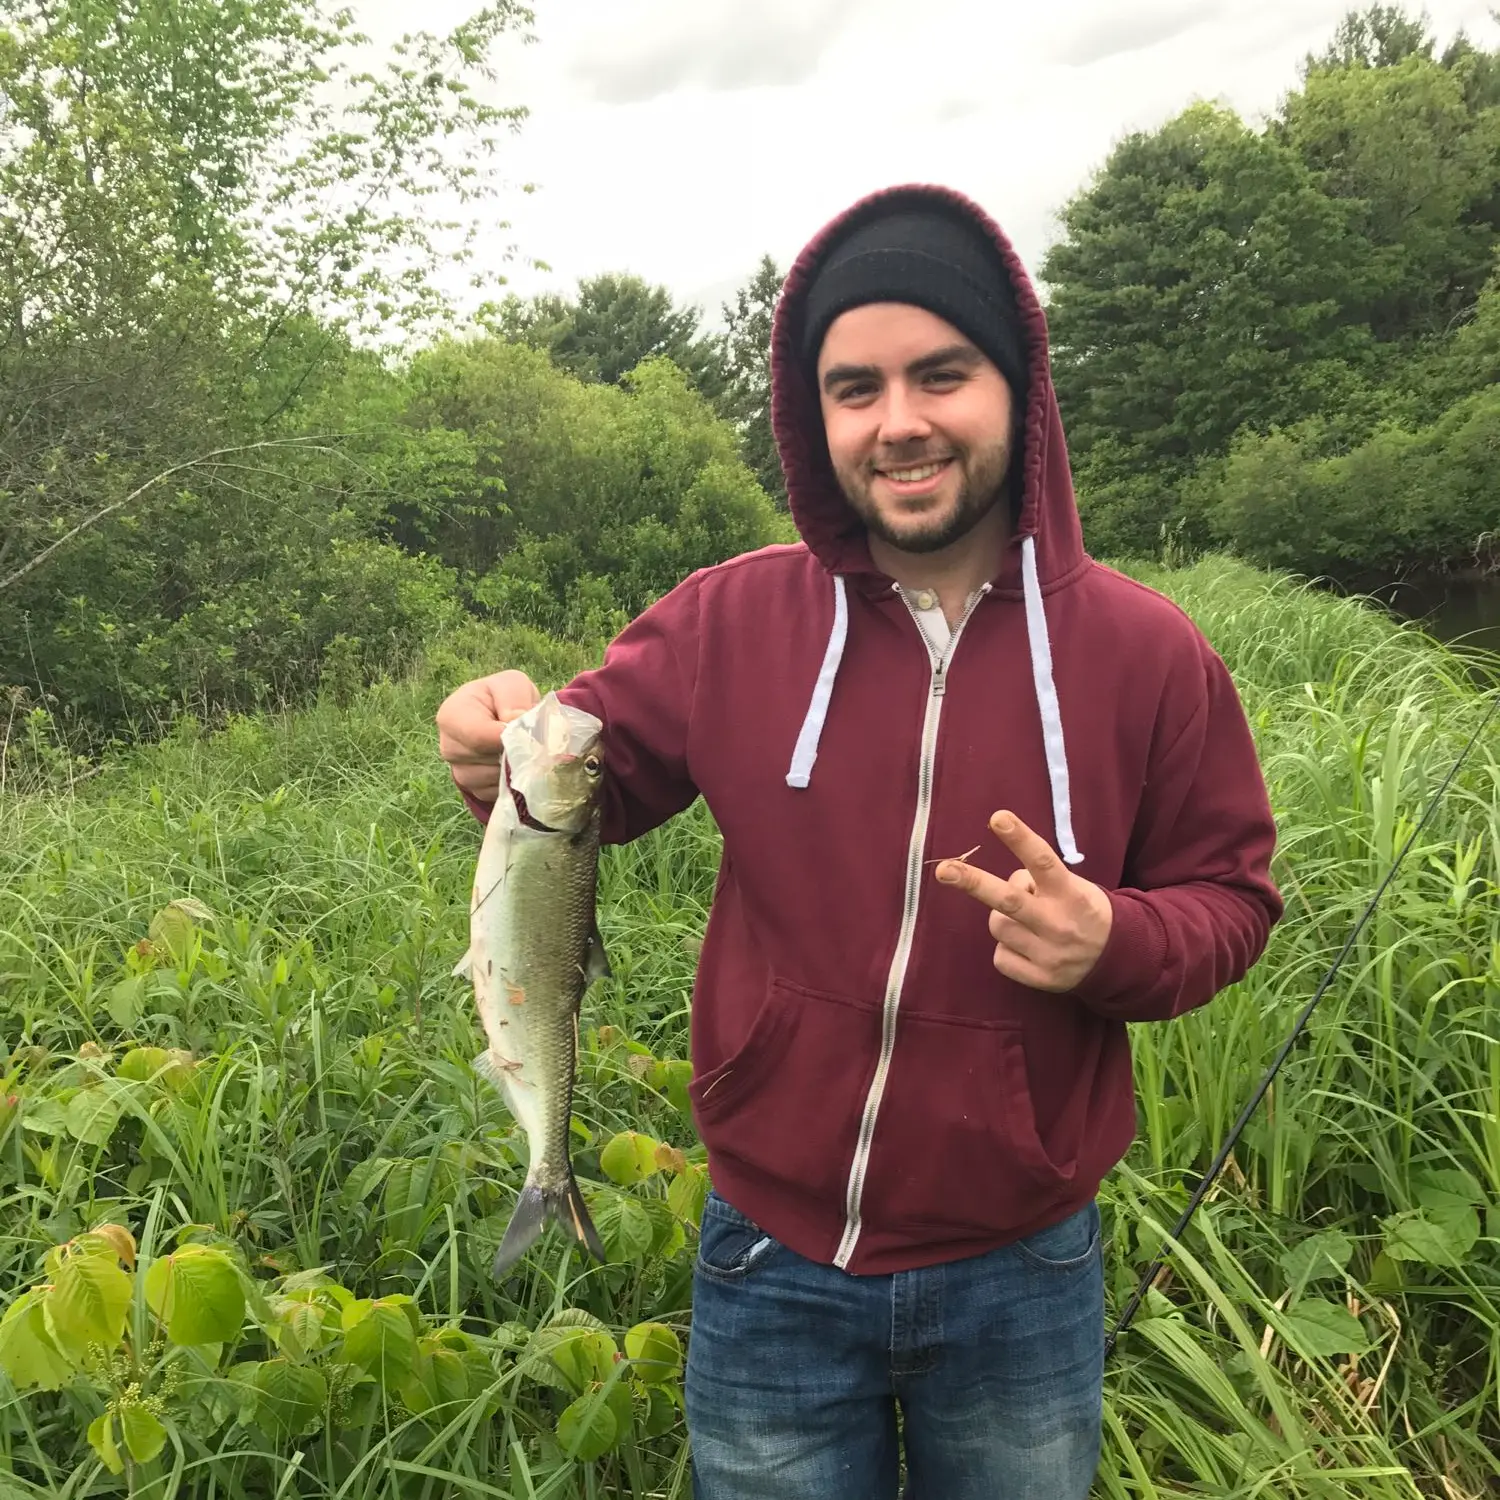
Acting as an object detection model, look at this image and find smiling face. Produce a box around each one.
[816,302,1017,557]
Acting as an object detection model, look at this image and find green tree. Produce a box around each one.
[1277,50,1500,342]
[720,255,786,507]
[1040,102,1379,556]
[393,338,789,637]
[0,0,534,741]
[1303,4,1434,72]
[491,273,731,405]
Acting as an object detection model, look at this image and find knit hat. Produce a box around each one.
[798,206,1028,400]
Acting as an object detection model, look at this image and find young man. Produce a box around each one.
[437,185,1283,1499]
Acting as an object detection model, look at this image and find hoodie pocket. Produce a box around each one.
[688,977,877,1206]
[857,1013,1080,1239]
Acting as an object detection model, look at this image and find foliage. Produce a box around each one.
[719,255,786,507]
[1041,5,1500,579]
[0,565,1496,1495]
[390,338,792,638]
[1210,386,1500,580]
[0,0,538,746]
[490,272,732,406]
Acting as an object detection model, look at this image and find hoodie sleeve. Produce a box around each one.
[1069,640,1282,1022]
[457,572,702,846]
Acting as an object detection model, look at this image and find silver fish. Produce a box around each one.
[454,692,608,1276]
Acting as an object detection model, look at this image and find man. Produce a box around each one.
[437,184,1282,1499]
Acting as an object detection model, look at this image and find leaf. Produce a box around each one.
[250,1358,326,1439]
[87,1411,124,1476]
[91,1224,137,1271]
[599,1131,663,1185]
[641,1197,687,1261]
[1413,1169,1481,1213]
[66,1087,126,1146]
[0,1290,75,1391]
[624,1322,682,1385]
[515,1312,609,1394]
[668,1163,709,1227]
[1279,1229,1352,1288]
[555,1391,618,1461]
[550,1330,619,1393]
[341,1300,418,1386]
[120,1403,167,1464]
[654,1142,688,1175]
[107,978,145,1030]
[1279,1298,1373,1359]
[117,1047,170,1084]
[145,1245,246,1345]
[587,1189,654,1264]
[640,1383,678,1437]
[274,1299,328,1358]
[45,1249,132,1359]
[20,1098,70,1136]
[1382,1206,1480,1266]
[148,899,215,962]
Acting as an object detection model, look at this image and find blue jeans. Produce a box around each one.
[685,1190,1104,1499]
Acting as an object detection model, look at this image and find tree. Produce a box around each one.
[394,338,790,638]
[1303,4,1434,73]
[490,273,731,405]
[1040,102,1379,555]
[720,255,786,507]
[1277,51,1500,342]
[0,0,535,741]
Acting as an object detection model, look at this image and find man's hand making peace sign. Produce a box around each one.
[935,811,1114,993]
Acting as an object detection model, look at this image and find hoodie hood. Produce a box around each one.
[770,183,1089,598]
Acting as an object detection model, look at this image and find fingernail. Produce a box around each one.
[936,864,958,884]
[993,813,1014,834]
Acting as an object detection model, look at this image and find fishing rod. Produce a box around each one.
[1105,685,1499,1361]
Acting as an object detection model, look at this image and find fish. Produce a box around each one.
[453,691,610,1277]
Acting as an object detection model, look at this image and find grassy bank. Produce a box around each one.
[0,558,1495,1497]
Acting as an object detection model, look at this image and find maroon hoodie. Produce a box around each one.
[461,184,1283,1276]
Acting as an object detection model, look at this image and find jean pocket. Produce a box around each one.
[1012,1199,1101,1271]
[695,1191,783,1284]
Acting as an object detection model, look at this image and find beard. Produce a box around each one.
[834,431,1014,556]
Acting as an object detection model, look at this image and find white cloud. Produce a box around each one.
[351,0,1500,325]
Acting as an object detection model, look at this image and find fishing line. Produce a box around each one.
[1105,685,1499,1360]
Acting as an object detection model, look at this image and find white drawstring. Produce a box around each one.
[1021,536,1083,864]
[786,574,848,788]
[787,552,1082,866]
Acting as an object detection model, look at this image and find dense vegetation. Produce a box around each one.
[1042,6,1500,578]
[1,2,1497,1494]
[4,3,1494,758]
[0,561,1496,1496]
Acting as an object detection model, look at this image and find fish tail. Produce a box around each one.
[490,1169,605,1278]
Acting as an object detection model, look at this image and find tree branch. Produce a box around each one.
[0,437,342,596]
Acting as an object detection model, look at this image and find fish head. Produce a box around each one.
[500,692,605,833]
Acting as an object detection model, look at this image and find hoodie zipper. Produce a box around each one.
[832,582,990,1271]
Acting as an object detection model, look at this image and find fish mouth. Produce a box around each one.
[509,784,561,833]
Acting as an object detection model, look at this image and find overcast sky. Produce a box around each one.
[353,0,1498,325]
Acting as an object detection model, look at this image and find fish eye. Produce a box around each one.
[583,754,601,776]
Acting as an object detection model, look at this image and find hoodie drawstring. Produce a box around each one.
[1021,536,1083,865]
[786,546,1084,867]
[785,574,848,789]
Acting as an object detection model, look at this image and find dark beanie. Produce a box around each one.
[799,207,1028,401]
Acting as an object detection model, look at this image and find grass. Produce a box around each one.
[0,558,1496,1497]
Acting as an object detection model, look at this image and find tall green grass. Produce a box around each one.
[0,558,1495,1497]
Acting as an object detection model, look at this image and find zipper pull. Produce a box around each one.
[931,664,946,697]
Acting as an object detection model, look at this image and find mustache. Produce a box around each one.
[869,450,958,472]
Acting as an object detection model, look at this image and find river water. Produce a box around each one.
[1370,575,1500,662]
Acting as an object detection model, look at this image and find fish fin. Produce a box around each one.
[584,919,612,984]
[472,1050,505,1090]
[452,949,474,981]
[490,1170,606,1279]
